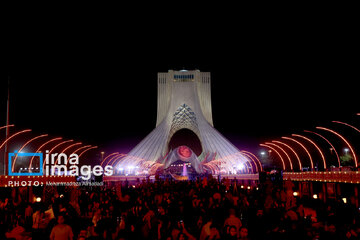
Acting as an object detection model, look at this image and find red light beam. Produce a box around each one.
[78,146,98,159]
[101,152,120,167]
[0,124,14,131]
[43,140,73,168]
[29,137,62,170]
[12,134,48,172]
[239,151,258,173]
[292,134,327,169]
[0,129,32,150]
[316,126,357,168]
[71,145,92,156]
[260,144,286,170]
[272,140,302,170]
[265,142,293,170]
[333,121,360,134]
[54,142,83,165]
[241,150,263,172]
[304,130,340,167]
[282,136,314,169]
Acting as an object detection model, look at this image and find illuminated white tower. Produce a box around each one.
[118,70,253,175]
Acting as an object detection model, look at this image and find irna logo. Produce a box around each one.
[8,150,113,179]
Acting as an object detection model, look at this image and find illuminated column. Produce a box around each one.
[322,183,327,203]
[309,182,313,197]
[336,183,341,197]
[355,185,359,208]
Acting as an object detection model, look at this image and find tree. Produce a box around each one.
[340,153,353,166]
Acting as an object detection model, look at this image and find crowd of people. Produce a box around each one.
[0,176,360,240]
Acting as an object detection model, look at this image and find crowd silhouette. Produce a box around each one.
[0,176,359,239]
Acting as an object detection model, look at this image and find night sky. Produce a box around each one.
[2,16,359,166]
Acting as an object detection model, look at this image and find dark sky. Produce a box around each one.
[2,14,360,163]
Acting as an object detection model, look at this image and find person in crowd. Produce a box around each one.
[204,224,221,240]
[5,218,28,240]
[32,208,47,239]
[223,225,238,240]
[224,208,242,238]
[50,214,74,240]
[239,226,249,240]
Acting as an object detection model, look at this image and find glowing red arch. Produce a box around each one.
[292,134,327,169]
[282,137,314,169]
[107,153,123,166]
[78,146,98,159]
[260,144,286,170]
[12,134,48,172]
[42,140,73,168]
[265,142,293,170]
[0,124,14,131]
[317,126,358,167]
[54,142,83,166]
[29,137,62,170]
[101,152,120,167]
[272,140,302,170]
[333,121,360,133]
[304,130,340,167]
[239,151,258,173]
[240,150,263,172]
[0,129,31,150]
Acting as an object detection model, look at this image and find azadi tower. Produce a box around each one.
[117,70,254,175]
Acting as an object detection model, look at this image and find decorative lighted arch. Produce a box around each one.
[0,129,31,150]
[0,124,14,131]
[54,142,83,165]
[29,137,62,170]
[78,146,98,159]
[281,137,314,169]
[240,150,263,172]
[42,140,73,168]
[101,152,120,167]
[292,134,327,170]
[265,142,293,170]
[260,144,286,170]
[239,151,258,173]
[317,126,358,168]
[107,153,123,167]
[333,121,360,133]
[272,140,302,170]
[304,130,340,167]
[12,134,48,172]
[71,145,92,155]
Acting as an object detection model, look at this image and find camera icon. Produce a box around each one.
[8,151,43,176]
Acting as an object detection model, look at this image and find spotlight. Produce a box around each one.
[35,197,41,202]
[312,194,318,199]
